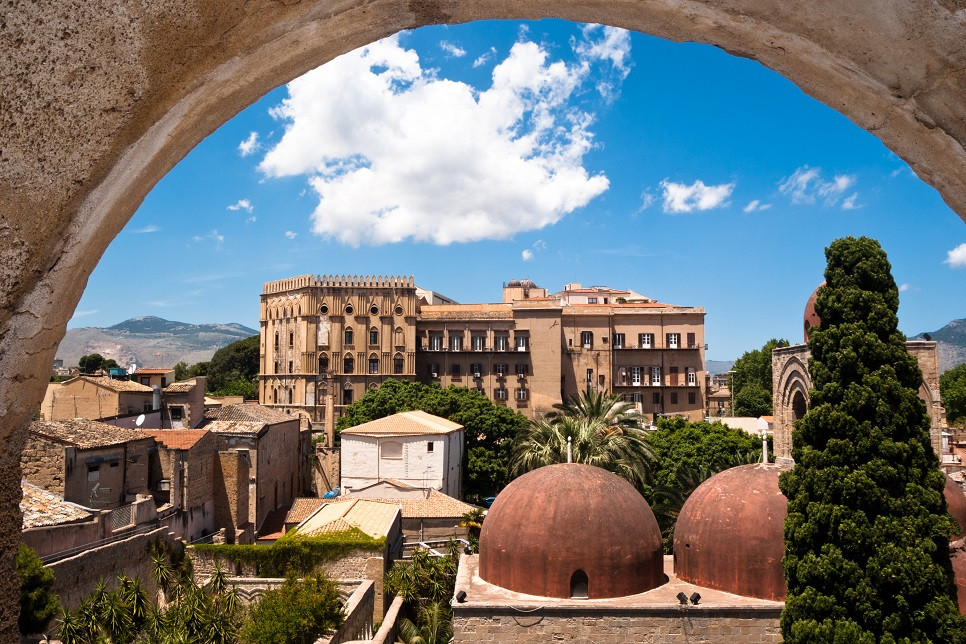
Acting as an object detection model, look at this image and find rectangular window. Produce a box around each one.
[429,335,443,351]
[687,332,696,348]
[289,332,294,347]
[652,392,661,405]
[450,335,463,351]
[631,393,643,403]
[380,442,403,459]
[87,465,100,482]
[670,367,679,386]
[472,335,485,351]
[427,441,434,453]
[370,329,378,345]
[618,366,627,386]
[631,366,642,386]
[586,368,594,386]
[495,387,508,400]
[495,363,508,377]
[495,335,509,351]
[515,363,530,376]
[429,363,440,377]
[515,335,529,352]
[140,376,150,385]
[515,387,528,401]
[581,331,593,349]
[394,357,404,374]
[639,333,653,349]
[588,297,598,304]
[451,363,461,378]
[161,377,167,387]
[671,392,679,405]
[369,357,379,374]
[471,363,483,377]
[667,333,680,349]
[688,392,696,405]
[687,368,696,386]
[288,361,293,373]
[651,366,661,386]
[169,406,184,421]
[612,333,625,349]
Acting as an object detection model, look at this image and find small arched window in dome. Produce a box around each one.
[570,570,589,599]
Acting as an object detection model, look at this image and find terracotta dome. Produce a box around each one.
[947,475,966,536]
[803,282,824,342]
[674,464,788,601]
[479,463,664,599]
[952,543,966,615]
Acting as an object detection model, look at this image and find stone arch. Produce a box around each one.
[343,353,355,374]
[319,353,329,374]
[772,350,812,462]
[3,2,966,635]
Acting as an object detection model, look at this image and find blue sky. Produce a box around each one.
[71,19,966,361]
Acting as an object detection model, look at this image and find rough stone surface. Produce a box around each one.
[2,1,966,637]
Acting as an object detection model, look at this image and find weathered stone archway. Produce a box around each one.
[2,1,966,635]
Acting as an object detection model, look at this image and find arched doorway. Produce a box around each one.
[791,390,807,422]
[2,2,966,635]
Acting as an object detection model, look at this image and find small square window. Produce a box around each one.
[427,442,434,453]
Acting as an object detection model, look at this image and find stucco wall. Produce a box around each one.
[341,432,461,495]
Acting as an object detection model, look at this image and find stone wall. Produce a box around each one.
[213,449,250,544]
[318,580,375,644]
[21,437,66,497]
[315,446,341,494]
[452,609,782,643]
[402,518,468,542]
[254,419,301,530]
[23,513,111,559]
[47,527,174,610]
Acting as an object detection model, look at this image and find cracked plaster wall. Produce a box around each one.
[1,0,965,636]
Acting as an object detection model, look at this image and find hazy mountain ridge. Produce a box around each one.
[58,316,257,369]
[912,318,966,373]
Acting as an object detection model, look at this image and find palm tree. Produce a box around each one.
[511,412,653,488]
[396,602,453,644]
[548,387,642,430]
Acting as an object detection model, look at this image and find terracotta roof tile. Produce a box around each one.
[203,420,266,436]
[139,429,211,450]
[30,419,152,448]
[163,378,199,394]
[21,481,94,528]
[346,488,477,519]
[207,403,296,425]
[341,410,462,437]
[133,368,174,375]
[294,498,399,539]
[69,376,154,393]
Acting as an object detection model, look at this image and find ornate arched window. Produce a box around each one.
[343,383,353,405]
[369,327,379,345]
[394,327,404,347]
[288,388,293,404]
[273,388,278,404]
[393,352,404,375]
[368,353,379,374]
[319,354,329,373]
[343,354,354,374]
[344,327,354,346]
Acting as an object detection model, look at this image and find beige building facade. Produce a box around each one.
[260,276,708,436]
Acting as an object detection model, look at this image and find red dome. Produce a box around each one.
[674,464,788,601]
[947,475,966,536]
[952,542,966,615]
[803,282,824,342]
[479,463,664,599]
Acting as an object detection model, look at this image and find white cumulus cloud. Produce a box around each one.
[779,165,858,208]
[473,47,497,68]
[285,230,297,239]
[258,28,630,246]
[659,179,735,214]
[439,41,466,57]
[227,199,253,213]
[132,224,160,233]
[238,131,260,157]
[945,243,966,268]
[521,249,534,261]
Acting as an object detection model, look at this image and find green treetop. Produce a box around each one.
[941,363,966,427]
[730,338,789,416]
[779,236,966,642]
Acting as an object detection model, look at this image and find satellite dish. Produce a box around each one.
[135,414,146,427]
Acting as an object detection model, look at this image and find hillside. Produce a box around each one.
[912,318,966,373]
[57,316,258,369]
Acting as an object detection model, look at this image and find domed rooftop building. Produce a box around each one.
[674,464,788,601]
[479,463,664,599]
[803,282,824,342]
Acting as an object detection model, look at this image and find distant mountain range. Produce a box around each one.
[912,318,966,373]
[57,316,258,369]
[706,360,735,376]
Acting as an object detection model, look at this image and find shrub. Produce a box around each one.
[238,573,344,644]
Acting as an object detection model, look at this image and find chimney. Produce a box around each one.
[152,385,162,411]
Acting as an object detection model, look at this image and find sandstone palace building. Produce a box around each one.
[259,275,707,444]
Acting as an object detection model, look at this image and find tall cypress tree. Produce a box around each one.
[779,237,966,642]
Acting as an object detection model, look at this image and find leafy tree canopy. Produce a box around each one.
[205,335,259,395]
[18,544,59,636]
[238,573,344,644]
[779,236,966,642]
[338,379,528,499]
[941,363,966,427]
[729,338,789,416]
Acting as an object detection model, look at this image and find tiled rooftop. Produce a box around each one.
[340,410,462,437]
[21,480,94,528]
[163,378,199,394]
[139,429,211,450]
[30,419,152,448]
[69,376,153,393]
[202,420,266,436]
[133,368,174,375]
[206,403,295,425]
[291,485,476,521]
[295,498,399,539]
